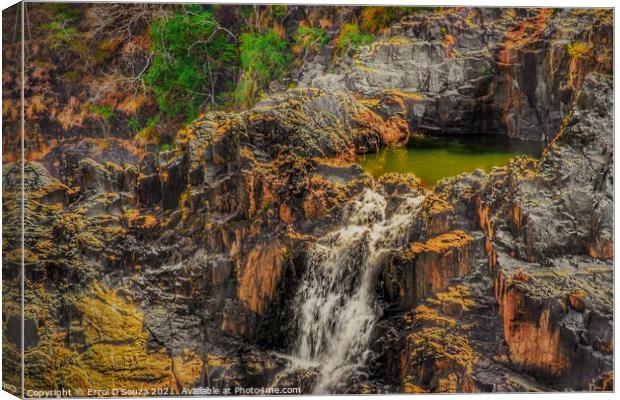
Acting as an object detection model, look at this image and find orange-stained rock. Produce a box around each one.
[410,231,476,300]
[495,271,570,377]
[588,237,613,260]
[567,289,587,312]
[386,230,482,308]
[279,203,294,224]
[237,241,285,315]
[420,194,454,237]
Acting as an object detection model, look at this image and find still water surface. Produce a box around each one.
[356,135,546,186]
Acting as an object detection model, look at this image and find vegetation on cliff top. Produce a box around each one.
[145,5,236,121]
[5,3,417,150]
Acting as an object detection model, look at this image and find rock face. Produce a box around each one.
[2,6,613,397]
[297,8,612,141]
[396,72,613,392]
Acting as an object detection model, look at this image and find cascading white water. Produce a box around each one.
[292,189,423,393]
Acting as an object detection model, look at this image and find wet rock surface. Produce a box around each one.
[2,7,613,396]
[297,8,612,141]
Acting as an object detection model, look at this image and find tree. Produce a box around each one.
[144,5,236,121]
[234,29,290,108]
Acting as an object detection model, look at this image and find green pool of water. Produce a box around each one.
[356,135,546,187]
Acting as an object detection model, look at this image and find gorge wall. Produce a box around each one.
[2,6,613,396]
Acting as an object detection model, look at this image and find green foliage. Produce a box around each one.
[360,6,423,33]
[43,3,84,54]
[144,7,236,121]
[281,247,292,262]
[63,71,78,81]
[337,23,374,51]
[234,30,290,108]
[90,104,114,120]
[481,67,493,77]
[270,5,288,20]
[294,25,329,53]
[160,143,174,152]
[42,21,84,54]
[45,3,82,21]
[127,116,141,133]
[134,114,161,145]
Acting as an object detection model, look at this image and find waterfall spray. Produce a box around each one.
[292,189,423,393]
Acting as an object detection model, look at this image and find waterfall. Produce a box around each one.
[292,189,423,393]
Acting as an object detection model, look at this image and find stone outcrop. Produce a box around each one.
[386,230,485,308]
[297,8,612,141]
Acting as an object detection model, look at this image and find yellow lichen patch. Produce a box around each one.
[403,378,428,393]
[567,41,590,59]
[407,327,478,374]
[26,284,202,393]
[413,305,456,327]
[422,193,453,216]
[78,285,145,344]
[353,62,382,74]
[207,354,233,368]
[428,285,476,313]
[30,179,71,201]
[411,230,472,254]
[359,98,382,107]
[178,190,191,223]
[384,88,426,101]
[76,230,105,252]
[173,349,203,389]
[443,33,456,58]
[124,209,159,230]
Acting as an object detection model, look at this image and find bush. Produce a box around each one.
[90,104,114,120]
[481,67,493,77]
[42,3,85,54]
[234,29,290,108]
[144,6,236,121]
[134,114,160,145]
[42,21,85,54]
[337,23,374,51]
[293,25,328,54]
[360,6,420,33]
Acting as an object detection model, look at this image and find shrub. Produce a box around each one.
[134,114,160,145]
[293,25,329,54]
[481,67,493,77]
[160,143,174,152]
[144,6,236,121]
[42,21,85,54]
[360,6,419,33]
[127,116,141,133]
[90,104,114,120]
[42,3,85,54]
[234,29,290,108]
[337,23,374,51]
